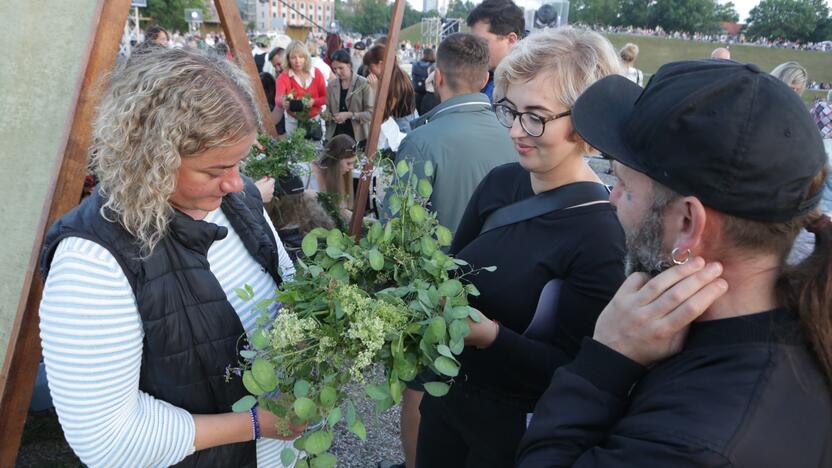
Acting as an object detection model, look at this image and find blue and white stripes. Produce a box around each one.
[39,208,296,467]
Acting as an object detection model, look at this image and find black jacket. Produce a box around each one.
[41,179,280,467]
[518,309,832,467]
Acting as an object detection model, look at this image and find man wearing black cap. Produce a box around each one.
[517,60,832,466]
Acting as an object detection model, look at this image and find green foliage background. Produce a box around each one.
[747,0,832,42]
[144,0,206,32]
[546,0,829,41]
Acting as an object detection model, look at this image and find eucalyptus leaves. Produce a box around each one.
[230,159,492,467]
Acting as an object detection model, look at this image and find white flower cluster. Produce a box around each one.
[315,335,336,364]
[336,285,409,381]
[270,310,317,351]
[347,310,387,381]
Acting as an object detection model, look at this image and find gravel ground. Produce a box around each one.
[16,158,615,468]
[330,380,403,467]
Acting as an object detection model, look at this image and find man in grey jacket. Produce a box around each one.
[392,32,517,235]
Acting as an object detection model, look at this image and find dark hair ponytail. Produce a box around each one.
[776,170,832,388]
[778,218,832,388]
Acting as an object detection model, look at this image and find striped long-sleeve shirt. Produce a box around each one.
[39,207,296,467]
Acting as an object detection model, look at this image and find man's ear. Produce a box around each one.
[434,67,444,89]
[666,196,708,257]
[479,70,489,90]
[506,32,520,45]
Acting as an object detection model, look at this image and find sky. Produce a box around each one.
[404,0,832,23]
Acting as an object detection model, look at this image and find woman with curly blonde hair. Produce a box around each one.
[38,47,300,467]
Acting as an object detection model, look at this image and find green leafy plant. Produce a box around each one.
[229,159,492,467]
[286,91,322,140]
[243,130,318,181]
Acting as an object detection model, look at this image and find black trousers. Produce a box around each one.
[416,385,528,468]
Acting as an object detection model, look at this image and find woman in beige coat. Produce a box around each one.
[324,48,374,143]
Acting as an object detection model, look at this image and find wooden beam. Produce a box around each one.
[0,0,132,465]
[216,0,278,139]
[349,0,407,237]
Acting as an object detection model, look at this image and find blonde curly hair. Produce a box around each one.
[91,47,261,254]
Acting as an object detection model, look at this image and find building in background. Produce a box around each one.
[238,0,258,25]
[244,0,335,32]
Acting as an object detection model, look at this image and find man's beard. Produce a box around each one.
[624,203,672,277]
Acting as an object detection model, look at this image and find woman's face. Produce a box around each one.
[340,156,357,175]
[503,74,581,175]
[369,61,383,78]
[169,132,256,219]
[154,32,170,48]
[271,54,283,72]
[332,61,353,81]
[289,51,306,72]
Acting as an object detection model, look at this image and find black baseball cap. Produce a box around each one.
[573,59,826,222]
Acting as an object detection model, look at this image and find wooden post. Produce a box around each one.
[216,0,278,139]
[0,1,132,464]
[348,0,407,237]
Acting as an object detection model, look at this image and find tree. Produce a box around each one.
[349,0,389,34]
[648,0,724,33]
[746,0,823,41]
[808,0,832,41]
[714,1,740,23]
[334,0,353,30]
[446,0,476,20]
[571,0,620,25]
[145,0,206,32]
[813,16,832,41]
[396,2,424,29]
[617,0,652,27]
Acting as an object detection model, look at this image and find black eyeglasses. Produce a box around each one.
[493,99,572,137]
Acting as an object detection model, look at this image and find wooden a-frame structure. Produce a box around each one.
[0,0,405,464]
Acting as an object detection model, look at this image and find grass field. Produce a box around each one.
[604,33,832,102]
[400,25,832,102]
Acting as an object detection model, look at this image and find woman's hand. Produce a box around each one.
[593,257,728,367]
[259,409,307,441]
[464,309,499,349]
[255,177,275,204]
[367,73,379,90]
[334,112,352,124]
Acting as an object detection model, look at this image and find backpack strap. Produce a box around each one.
[479,182,611,236]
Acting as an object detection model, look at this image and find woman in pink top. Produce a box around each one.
[276,40,327,134]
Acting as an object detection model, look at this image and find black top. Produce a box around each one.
[333,84,354,139]
[253,52,267,73]
[40,180,281,468]
[518,308,832,467]
[450,162,626,406]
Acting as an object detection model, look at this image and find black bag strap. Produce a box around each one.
[479,182,611,235]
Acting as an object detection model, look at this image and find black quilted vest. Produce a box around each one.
[41,180,281,467]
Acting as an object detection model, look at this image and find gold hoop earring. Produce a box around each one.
[671,247,691,265]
